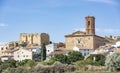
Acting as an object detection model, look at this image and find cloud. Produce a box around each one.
[0,23,8,27]
[85,0,118,5]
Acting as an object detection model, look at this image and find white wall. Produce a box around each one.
[80,49,94,56]
[14,49,32,61]
[73,46,94,56]
[46,43,58,55]
[1,57,9,62]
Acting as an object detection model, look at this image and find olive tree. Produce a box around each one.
[105,52,120,72]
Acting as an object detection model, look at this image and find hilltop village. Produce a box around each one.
[0,16,120,62]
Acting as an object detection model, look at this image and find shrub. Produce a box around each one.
[76,59,93,67]
[68,51,84,63]
[105,52,120,72]
[86,54,105,66]
[51,54,69,64]
[42,59,55,65]
[24,60,37,68]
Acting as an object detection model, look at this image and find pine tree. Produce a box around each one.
[41,43,46,61]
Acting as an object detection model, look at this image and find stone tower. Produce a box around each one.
[85,16,95,35]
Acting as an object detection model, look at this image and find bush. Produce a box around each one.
[68,51,84,63]
[24,60,37,68]
[76,59,93,67]
[51,54,69,64]
[1,60,17,70]
[42,59,55,65]
[105,52,120,72]
[86,54,105,66]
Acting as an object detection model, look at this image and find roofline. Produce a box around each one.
[65,34,105,39]
[65,34,95,37]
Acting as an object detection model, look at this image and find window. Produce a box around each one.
[87,49,89,51]
[88,21,90,28]
[6,47,8,50]
[23,55,25,57]
[84,53,86,56]
[88,38,90,40]
[78,41,80,43]
[88,53,89,55]
[26,55,28,57]
[48,50,49,52]
[1,47,3,50]
[18,55,19,58]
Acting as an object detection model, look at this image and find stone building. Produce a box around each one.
[0,41,19,57]
[65,16,105,55]
[20,33,50,46]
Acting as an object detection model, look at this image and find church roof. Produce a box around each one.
[72,30,86,35]
[65,30,86,37]
[65,30,104,39]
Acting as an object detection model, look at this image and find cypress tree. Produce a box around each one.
[41,43,46,61]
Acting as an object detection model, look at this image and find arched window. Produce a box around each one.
[88,21,90,28]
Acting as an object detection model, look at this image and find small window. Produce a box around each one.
[84,49,86,51]
[6,47,8,50]
[88,38,90,40]
[1,47,3,50]
[88,21,90,27]
[88,53,89,55]
[48,50,49,52]
[18,55,19,58]
[23,55,25,57]
[87,49,89,51]
[78,41,80,43]
[26,55,28,57]
[84,53,86,56]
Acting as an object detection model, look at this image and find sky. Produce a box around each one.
[0,0,120,43]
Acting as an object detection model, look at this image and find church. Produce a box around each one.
[65,16,105,56]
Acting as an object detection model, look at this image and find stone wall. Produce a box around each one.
[20,33,49,46]
[65,35,94,50]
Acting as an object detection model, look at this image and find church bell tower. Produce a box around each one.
[85,16,95,35]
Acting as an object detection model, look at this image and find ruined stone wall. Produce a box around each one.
[20,33,49,45]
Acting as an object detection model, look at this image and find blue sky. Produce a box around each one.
[0,0,120,43]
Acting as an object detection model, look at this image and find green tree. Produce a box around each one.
[41,43,46,61]
[87,54,105,66]
[1,60,17,70]
[68,51,84,63]
[24,60,37,68]
[16,59,29,67]
[105,52,120,72]
[51,54,69,64]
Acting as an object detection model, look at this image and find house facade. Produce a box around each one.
[46,43,58,56]
[13,48,32,61]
